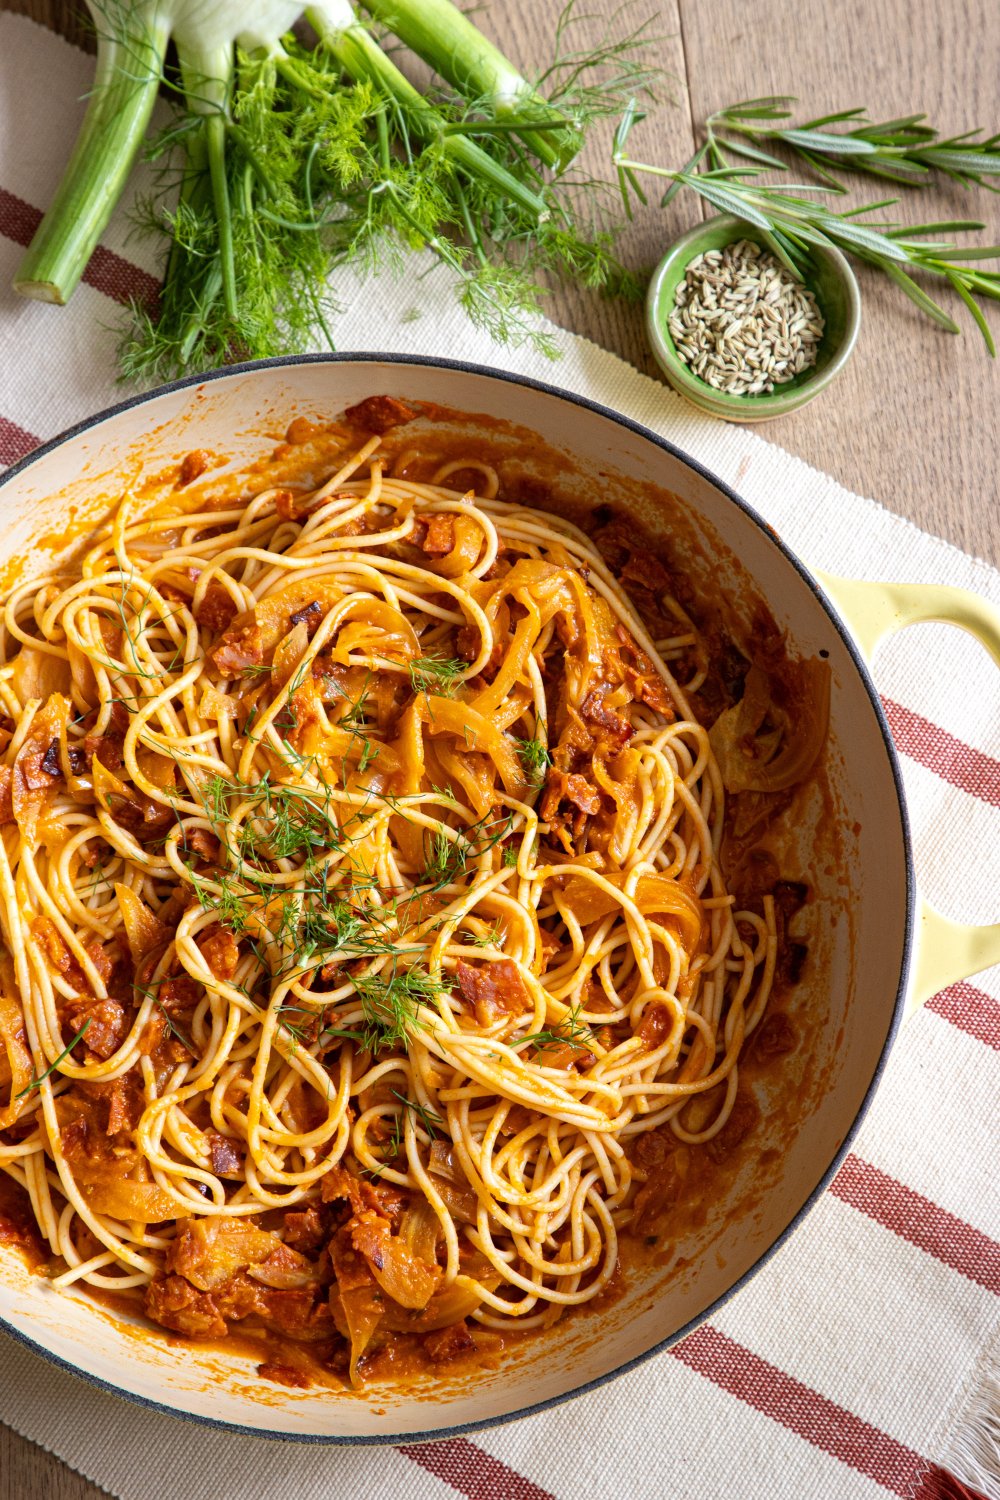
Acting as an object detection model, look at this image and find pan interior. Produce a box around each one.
[0,357,910,1438]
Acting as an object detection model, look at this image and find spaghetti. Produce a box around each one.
[0,400,826,1383]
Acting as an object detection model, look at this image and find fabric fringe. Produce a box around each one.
[919,1470,995,1500]
[918,1357,1000,1500]
[942,1366,1000,1500]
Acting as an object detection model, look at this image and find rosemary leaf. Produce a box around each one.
[946,272,997,356]
[880,262,961,333]
[708,98,1000,192]
[612,101,1000,354]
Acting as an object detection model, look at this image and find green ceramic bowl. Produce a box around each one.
[645,214,861,422]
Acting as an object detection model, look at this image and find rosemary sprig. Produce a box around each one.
[705,97,1000,193]
[612,101,1000,354]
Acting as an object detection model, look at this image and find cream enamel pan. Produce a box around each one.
[1,354,998,1442]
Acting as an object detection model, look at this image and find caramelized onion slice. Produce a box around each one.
[114,883,170,965]
[92,757,131,814]
[329,1227,384,1384]
[136,745,177,791]
[331,1284,383,1385]
[398,1200,440,1264]
[9,647,71,703]
[272,621,310,688]
[428,1141,479,1223]
[79,1176,178,1226]
[709,659,830,794]
[169,1217,280,1290]
[381,1270,503,1334]
[12,694,71,840]
[558,872,703,953]
[351,1209,441,1310]
[0,989,33,1125]
[196,684,238,721]
[247,1243,324,1289]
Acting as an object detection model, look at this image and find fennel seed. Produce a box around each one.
[668,239,824,396]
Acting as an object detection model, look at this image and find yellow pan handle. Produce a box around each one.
[816,570,1000,1014]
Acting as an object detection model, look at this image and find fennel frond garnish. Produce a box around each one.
[15,0,663,379]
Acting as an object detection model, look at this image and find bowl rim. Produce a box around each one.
[0,351,914,1444]
[644,214,862,418]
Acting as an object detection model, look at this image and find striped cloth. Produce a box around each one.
[0,15,998,1500]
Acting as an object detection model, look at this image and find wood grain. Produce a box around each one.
[0,0,999,1495]
[2,0,91,48]
[677,0,1000,564]
[0,1426,103,1500]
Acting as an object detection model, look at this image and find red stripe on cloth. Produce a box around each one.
[927,982,1000,1051]
[80,242,160,309]
[882,696,1000,808]
[399,1437,556,1500]
[0,186,159,308]
[0,415,40,466]
[398,1346,989,1500]
[670,1324,928,1497]
[0,186,40,247]
[831,1155,1000,1293]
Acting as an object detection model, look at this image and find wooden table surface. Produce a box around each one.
[1,0,999,1495]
